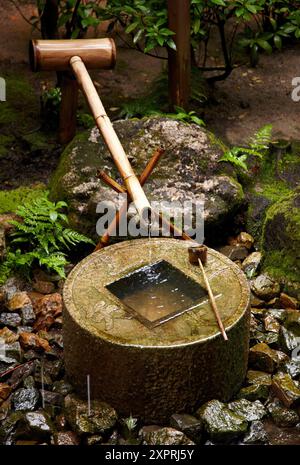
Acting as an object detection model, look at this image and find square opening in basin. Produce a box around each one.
[106,259,208,329]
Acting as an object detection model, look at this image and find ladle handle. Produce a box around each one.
[70,55,151,219]
[198,258,228,341]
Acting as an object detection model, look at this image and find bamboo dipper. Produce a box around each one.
[188,246,228,341]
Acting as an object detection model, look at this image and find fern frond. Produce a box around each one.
[249,124,273,151]
[62,229,95,246]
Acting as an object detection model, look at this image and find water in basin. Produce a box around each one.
[106,259,208,328]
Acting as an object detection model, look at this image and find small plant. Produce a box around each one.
[77,112,95,129]
[41,87,62,115]
[122,415,138,432]
[163,106,205,126]
[0,193,94,284]
[218,124,273,172]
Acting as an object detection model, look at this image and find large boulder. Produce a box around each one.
[49,117,245,243]
[261,189,300,299]
[245,139,300,242]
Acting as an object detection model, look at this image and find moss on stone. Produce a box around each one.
[0,73,38,134]
[0,185,46,214]
[261,191,300,296]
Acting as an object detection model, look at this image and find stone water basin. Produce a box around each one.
[63,238,250,423]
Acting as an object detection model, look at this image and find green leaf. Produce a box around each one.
[50,211,58,222]
[125,21,139,34]
[274,35,282,49]
[167,39,177,50]
[211,0,226,5]
[257,39,272,54]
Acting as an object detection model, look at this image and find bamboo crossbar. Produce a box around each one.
[95,148,165,251]
[96,169,194,243]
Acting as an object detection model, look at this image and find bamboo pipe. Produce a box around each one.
[29,39,116,72]
[69,55,151,220]
[96,169,193,242]
[95,147,165,251]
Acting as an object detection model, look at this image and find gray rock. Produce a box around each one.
[0,312,21,328]
[246,370,272,386]
[264,315,281,333]
[228,399,266,421]
[85,435,103,445]
[284,310,300,335]
[23,376,35,389]
[196,399,248,443]
[5,342,21,361]
[279,326,299,353]
[236,384,270,402]
[251,275,281,301]
[21,304,36,326]
[219,245,249,261]
[64,393,117,435]
[25,411,52,438]
[266,399,299,427]
[12,388,40,411]
[249,342,289,373]
[265,309,286,323]
[0,411,25,445]
[272,372,300,408]
[52,380,74,396]
[242,420,269,444]
[170,413,203,444]
[17,326,33,334]
[0,279,18,301]
[139,426,195,445]
[53,431,80,445]
[40,390,64,406]
[242,252,262,278]
[49,117,244,242]
[284,359,300,378]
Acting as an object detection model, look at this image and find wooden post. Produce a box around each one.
[167,0,191,110]
[59,72,78,144]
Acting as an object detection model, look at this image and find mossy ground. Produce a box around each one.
[0,185,46,214]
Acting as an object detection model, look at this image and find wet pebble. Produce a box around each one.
[249,342,289,373]
[196,400,248,443]
[242,420,269,444]
[170,413,203,444]
[7,292,31,311]
[251,275,281,301]
[24,411,52,439]
[228,398,266,421]
[53,431,80,445]
[21,304,36,326]
[12,388,40,411]
[64,393,117,435]
[0,313,21,328]
[139,426,195,445]
[272,372,300,408]
[266,398,299,427]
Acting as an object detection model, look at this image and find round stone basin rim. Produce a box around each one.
[63,238,250,348]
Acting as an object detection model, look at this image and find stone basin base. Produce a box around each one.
[63,239,250,424]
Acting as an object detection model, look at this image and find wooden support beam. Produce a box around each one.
[58,72,78,144]
[167,0,191,110]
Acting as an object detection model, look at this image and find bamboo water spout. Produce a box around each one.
[69,56,151,220]
[29,38,151,221]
